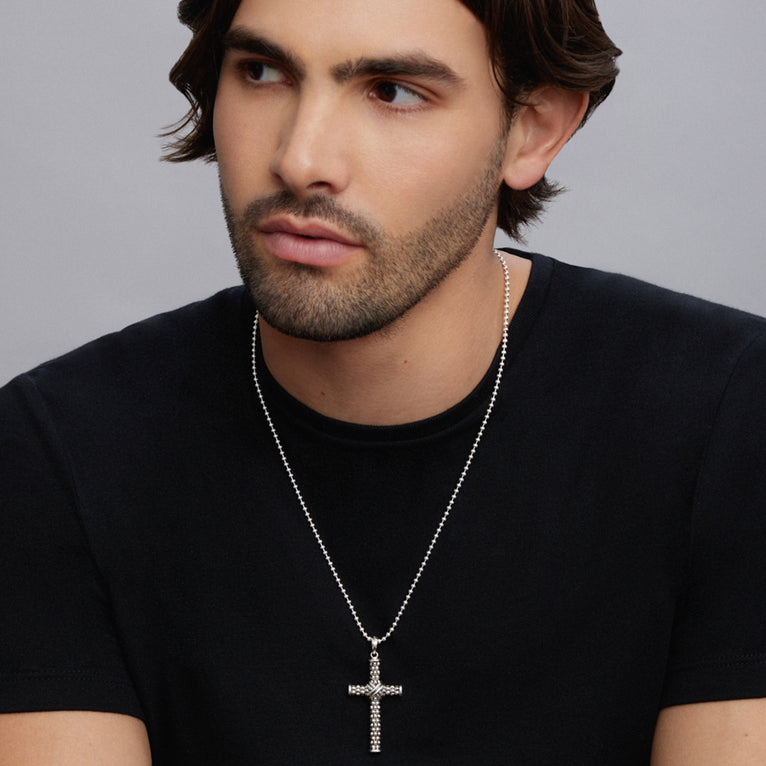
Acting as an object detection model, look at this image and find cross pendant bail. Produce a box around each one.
[348,640,403,753]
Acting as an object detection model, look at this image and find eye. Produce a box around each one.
[241,61,286,84]
[369,81,425,107]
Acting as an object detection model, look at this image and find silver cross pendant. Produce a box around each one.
[348,640,403,753]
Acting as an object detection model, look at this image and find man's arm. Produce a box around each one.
[0,711,151,766]
[651,699,766,765]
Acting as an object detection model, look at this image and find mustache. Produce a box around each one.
[241,190,384,245]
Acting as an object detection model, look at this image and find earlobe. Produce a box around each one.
[502,88,589,190]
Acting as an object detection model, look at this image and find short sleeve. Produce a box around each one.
[661,330,766,706]
[0,374,143,718]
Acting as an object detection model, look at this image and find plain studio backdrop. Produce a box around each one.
[1,1,764,384]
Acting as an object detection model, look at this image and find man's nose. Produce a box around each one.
[268,93,352,197]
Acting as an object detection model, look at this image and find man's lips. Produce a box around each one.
[259,218,359,246]
[257,218,363,267]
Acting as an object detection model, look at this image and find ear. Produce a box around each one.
[501,88,589,190]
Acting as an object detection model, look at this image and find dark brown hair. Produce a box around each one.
[164,0,621,240]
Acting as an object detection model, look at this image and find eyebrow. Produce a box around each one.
[221,28,306,79]
[332,55,465,88]
[221,27,465,89]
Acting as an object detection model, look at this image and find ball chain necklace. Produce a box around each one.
[250,250,511,753]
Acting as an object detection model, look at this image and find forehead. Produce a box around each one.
[228,0,490,74]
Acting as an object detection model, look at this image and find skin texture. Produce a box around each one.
[214,0,586,425]
[0,711,151,766]
[3,0,763,762]
[221,128,508,343]
[651,700,766,765]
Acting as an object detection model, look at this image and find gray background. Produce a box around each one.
[2,1,764,384]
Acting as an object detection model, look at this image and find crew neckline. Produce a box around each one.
[250,250,552,444]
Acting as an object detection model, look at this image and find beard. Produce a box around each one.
[222,132,507,342]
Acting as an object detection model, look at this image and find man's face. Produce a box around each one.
[214,0,510,341]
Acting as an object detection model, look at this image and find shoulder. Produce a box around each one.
[515,249,766,390]
[1,286,252,412]
[546,254,766,346]
[0,286,254,476]
[16,286,249,380]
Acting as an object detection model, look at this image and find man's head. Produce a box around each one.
[165,0,620,240]
[165,0,619,341]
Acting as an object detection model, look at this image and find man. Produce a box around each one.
[0,0,764,763]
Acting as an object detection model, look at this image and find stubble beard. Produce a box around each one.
[221,132,507,342]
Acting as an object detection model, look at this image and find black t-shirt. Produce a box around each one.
[2,251,765,764]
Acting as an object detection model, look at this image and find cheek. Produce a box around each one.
[357,124,500,230]
[212,88,236,168]
[213,91,275,200]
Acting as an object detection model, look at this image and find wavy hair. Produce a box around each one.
[163,0,621,240]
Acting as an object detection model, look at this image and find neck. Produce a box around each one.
[259,248,530,426]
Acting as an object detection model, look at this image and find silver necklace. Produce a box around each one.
[250,250,511,753]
